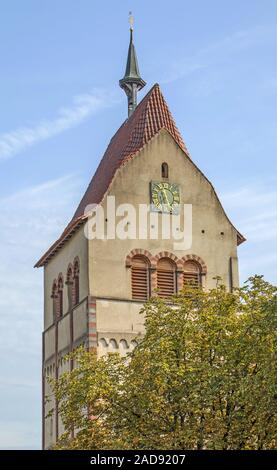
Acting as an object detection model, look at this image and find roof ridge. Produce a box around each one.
[35,83,246,268]
[106,84,159,157]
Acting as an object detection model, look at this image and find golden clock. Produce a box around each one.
[150,181,180,214]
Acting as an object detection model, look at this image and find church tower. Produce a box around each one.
[35,22,245,449]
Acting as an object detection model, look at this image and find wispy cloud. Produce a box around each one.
[0,174,82,353]
[0,378,37,389]
[0,174,83,449]
[220,180,277,283]
[222,186,277,242]
[162,24,277,85]
[0,89,118,161]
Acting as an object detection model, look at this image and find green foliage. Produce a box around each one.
[48,276,277,449]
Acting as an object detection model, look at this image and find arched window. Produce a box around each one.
[161,162,169,178]
[66,264,73,310]
[183,261,201,288]
[157,258,176,298]
[131,255,150,301]
[119,339,128,351]
[130,340,138,351]
[73,259,79,306]
[51,280,58,323]
[109,339,119,351]
[98,338,108,357]
[99,338,108,349]
[56,276,63,319]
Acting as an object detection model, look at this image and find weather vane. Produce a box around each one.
[129,11,134,30]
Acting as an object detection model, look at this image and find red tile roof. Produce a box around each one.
[72,83,189,219]
[35,83,245,268]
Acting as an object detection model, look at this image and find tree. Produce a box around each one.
[48,276,276,449]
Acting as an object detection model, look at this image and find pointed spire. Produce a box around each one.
[119,13,146,117]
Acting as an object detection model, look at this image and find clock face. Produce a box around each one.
[150,181,180,214]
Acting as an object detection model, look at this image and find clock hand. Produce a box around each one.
[162,188,170,207]
[157,192,163,205]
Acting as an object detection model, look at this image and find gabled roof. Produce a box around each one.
[35,84,245,268]
[73,83,189,220]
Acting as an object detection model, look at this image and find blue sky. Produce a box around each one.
[0,0,276,449]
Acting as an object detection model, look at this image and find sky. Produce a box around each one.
[0,0,276,449]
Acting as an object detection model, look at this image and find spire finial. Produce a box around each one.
[119,14,146,118]
[129,11,134,31]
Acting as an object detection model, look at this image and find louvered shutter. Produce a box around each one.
[183,261,201,287]
[131,256,149,301]
[157,258,176,298]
